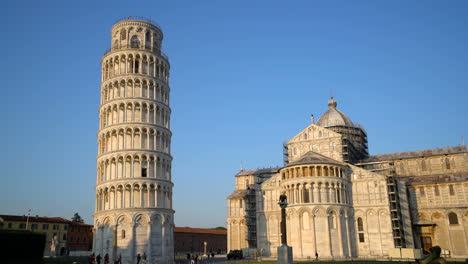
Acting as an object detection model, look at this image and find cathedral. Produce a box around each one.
[227,97,468,259]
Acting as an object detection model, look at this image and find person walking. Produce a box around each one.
[315,252,319,260]
[117,253,122,264]
[104,253,109,264]
[137,253,141,264]
[96,254,102,264]
[142,252,147,264]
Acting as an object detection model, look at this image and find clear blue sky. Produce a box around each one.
[2,0,467,227]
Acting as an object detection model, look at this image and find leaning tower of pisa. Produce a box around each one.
[93,17,174,264]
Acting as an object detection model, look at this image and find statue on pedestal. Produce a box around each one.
[50,235,59,256]
[417,246,447,264]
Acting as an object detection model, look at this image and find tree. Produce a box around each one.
[71,213,84,223]
[214,226,226,230]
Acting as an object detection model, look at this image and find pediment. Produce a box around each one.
[288,123,340,144]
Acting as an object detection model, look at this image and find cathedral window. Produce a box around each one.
[357,217,365,242]
[421,160,427,171]
[121,230,126,238]
[449,185,455,196]
[357,217,364,231]
[419,187,425,196]
[141,168,147,177]
[445,158,451,170]
[121,29,126,40]
[358,233,365,243]
[239,200,242,208]
[448,213,459,225]
[434,185,440,196]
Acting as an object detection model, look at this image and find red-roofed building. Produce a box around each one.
[67,222,93,252]
[174,227,227,254]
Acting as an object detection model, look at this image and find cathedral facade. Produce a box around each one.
[227,97,468,259]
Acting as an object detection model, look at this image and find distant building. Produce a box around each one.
[227,97,468,259]
[0,215,93,256]
[174,227,227,254]
[0,215,70,256]
[67,222,93,252]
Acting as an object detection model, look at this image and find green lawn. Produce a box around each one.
[40,257,466,264]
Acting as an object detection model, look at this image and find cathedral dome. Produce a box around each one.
[316,97,354,127]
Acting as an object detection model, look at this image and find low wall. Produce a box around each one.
[69,251,92,257]
[388,248,423,260]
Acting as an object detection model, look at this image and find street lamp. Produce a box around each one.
[277,194,292,264]
[25,209,31,230]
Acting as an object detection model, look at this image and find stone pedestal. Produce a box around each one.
[277,245,293,264]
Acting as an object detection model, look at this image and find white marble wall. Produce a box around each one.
[94,212,174,264]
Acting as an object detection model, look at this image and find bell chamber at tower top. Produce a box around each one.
[101,18,170,82]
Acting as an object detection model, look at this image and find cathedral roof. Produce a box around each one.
[362,145,467,162]
[285,151,344,167]
[316,97,354,128]
[227,190,252,199]
[236,167,280,176]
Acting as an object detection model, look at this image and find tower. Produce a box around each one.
[93,17,174,264]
